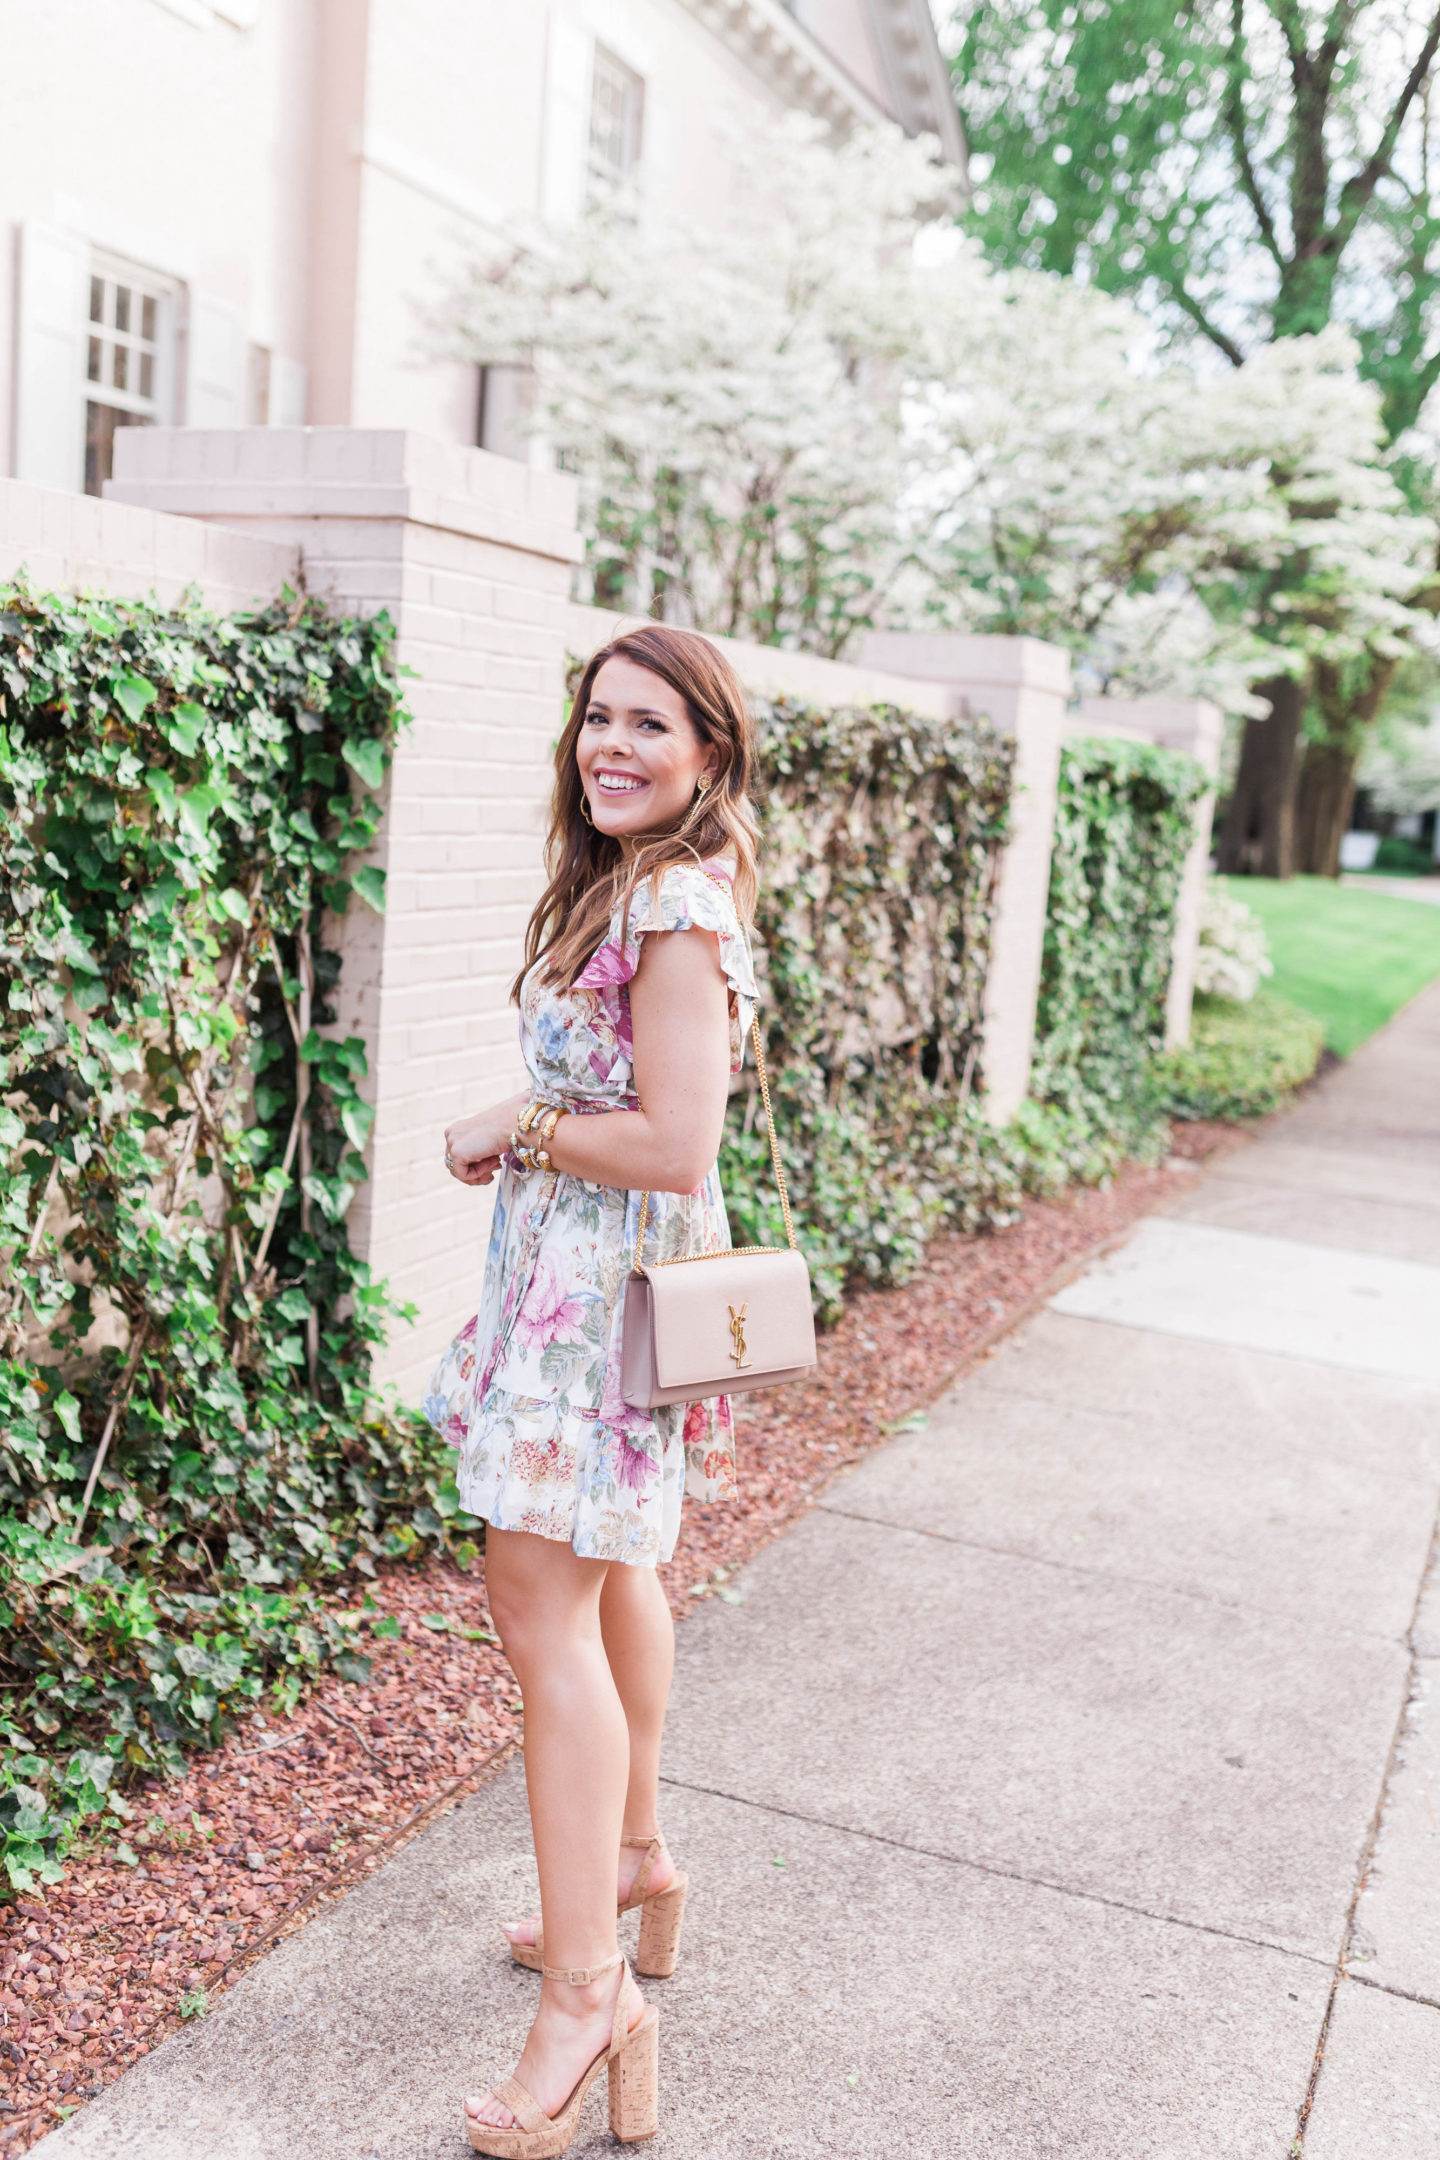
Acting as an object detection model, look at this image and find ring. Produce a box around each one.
[445,1151,455,1169]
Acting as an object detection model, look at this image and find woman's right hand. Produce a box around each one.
[444,1098,524,1186]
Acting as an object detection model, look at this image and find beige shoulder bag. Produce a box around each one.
[620,1018,817,1409]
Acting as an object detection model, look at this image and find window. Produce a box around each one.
[587,44,644,193]
[477,363,536,463]
[84,262,169,495]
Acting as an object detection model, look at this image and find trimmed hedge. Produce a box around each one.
[1157,991,1324,1121]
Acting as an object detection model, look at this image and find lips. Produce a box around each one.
[594,771,648,795]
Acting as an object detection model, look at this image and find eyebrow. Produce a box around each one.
[585,699,671,721]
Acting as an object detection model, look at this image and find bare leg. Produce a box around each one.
[466,1529,642,2133]
[600,1562,679,1905]
[503,1561,678,1953]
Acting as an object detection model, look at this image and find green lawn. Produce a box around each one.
[1217,875,1440,1056]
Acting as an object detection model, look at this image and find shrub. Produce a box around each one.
[1194,883,1273,1002]
[1157,991,1324,1120]
[1031,736,1207,1165]
[0,581,458,1882]
[1374,833,1435,875]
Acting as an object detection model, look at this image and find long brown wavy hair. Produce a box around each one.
[514,624,760,998]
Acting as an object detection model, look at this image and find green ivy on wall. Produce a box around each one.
[0,581,453,1887]
[1030,736,1207,1166]
[719,693,1022,1316]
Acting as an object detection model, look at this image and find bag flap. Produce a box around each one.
[643,1247,816,1392]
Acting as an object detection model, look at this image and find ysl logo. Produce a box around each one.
[727,1302,751,1370]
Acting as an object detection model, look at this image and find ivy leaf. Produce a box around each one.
[160,703,206,757]
[70,971,108,1011]
[114,675,156,724]
[341,737,387,790]
[146,769,179,823]
[351,866,387,913]
[339,1099,374,1150]
[51,1393,83,1445]
[213,887,250,924]
[143,872,183,918]
[333,1652,373,1684]
[178,783,223,843]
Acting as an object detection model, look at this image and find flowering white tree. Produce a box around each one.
[904,288,1438,716]
[434,117,1437,697]
[437,120,939,655]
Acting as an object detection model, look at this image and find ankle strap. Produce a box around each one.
[541,1950,624,1985]
[622,1831,663,1902]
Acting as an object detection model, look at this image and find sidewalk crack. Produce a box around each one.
[815,1502,1407,1645]
[1291,1506,1440,2151]
[658,1772,1331,1969]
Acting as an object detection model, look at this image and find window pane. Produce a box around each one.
[112,345,129,392]
[114,285,131,334]
[89,276,106,327]
[88,337,103,384]
[85,403,150,498]
[141,294,156,343]
[139,350,154,399]
[589,46,644,185]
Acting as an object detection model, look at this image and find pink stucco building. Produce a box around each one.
[3,0,962,498]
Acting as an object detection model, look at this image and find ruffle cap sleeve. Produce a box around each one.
[575,857,757,1069]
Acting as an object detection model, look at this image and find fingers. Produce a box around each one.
[447,1153,500,1186]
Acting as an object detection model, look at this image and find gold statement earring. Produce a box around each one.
[580,788,597,829]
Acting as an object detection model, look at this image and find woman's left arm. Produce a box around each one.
[543,927,731,1194]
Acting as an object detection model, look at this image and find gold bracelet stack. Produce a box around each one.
[509,1099,565,1175]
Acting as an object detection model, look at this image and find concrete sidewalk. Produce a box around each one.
[38,983,1440,2159]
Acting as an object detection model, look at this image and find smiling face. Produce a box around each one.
[575,655,719,842]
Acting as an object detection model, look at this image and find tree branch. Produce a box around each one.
[1171,279,1248,366]
[1336,3,1440,240]
[1226,0,1285,267]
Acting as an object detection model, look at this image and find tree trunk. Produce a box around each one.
[1215,675,1303,877]
[1295,650,1400,876]
[1294,740,1360,877]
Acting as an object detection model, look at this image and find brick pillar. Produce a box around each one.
[108,428,583,1401]
[861,632,1070,1124]
[1077,696,1223,1049]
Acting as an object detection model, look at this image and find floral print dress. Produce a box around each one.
[422,859,757,1567]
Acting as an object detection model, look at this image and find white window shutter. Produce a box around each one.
[14,221,89,491]
[268,354,308,427]
[184,291,247,426]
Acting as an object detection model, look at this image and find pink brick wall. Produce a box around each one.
[0,476,298,612]
[109,428,581,1402]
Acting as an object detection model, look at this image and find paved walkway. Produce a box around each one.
[39,984,1440,2159]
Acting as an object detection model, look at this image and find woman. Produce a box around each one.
[428,625,760,2156]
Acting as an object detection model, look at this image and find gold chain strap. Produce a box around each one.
[632,1015,795,1274]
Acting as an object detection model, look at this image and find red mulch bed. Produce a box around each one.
[4,1120,1241,2147]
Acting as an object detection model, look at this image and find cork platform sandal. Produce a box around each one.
[505,1834,689,1981]
[465,1952,659,2156]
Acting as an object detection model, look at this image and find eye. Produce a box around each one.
[637,716,668,733]
[584,708,608,728]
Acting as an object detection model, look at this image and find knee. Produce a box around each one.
[486,1575,533,1664]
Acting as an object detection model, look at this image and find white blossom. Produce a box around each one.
[431,118,1438,686]
[1194,884,1274,1002]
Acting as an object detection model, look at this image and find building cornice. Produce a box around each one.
[864,0,967,172]
[677,0,893,134]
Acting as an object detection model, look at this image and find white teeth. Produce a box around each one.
[595,773,645,793]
